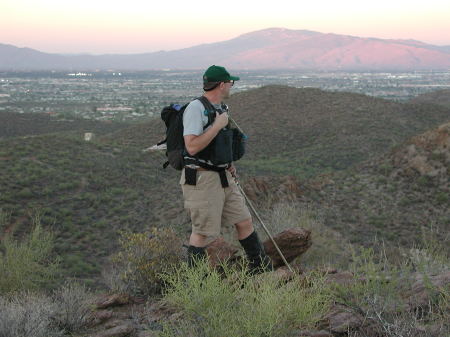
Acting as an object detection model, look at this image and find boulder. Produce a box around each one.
[96,294,131,309]
[407,270,450,310]
[325,271,355,286]
[204,228,312,270]
[325,304,364,333]
[263,228,312,268]
[206,237,239,268]
[90,310,114,327]
[90,323,135,337]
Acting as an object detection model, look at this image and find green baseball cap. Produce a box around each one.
[203,65,240,83]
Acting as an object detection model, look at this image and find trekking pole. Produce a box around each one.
[229,116,244,134]
[234,178,294,273]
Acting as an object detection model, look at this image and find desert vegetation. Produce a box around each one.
[0,196,449,337]
[1,85,449,335]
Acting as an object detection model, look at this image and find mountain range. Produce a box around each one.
[1,28,450,71]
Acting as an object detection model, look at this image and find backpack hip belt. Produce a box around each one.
[183,158,229,188]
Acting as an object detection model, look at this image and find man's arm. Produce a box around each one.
[184,112,228,155]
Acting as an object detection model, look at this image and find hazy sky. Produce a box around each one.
[1,0,450,54]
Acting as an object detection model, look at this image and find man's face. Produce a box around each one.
[221,80,234,99]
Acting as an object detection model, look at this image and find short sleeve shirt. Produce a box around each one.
[183,98,225,136]
[183,99,209,136]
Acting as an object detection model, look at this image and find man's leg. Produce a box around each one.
[187,233,208,267]
[235,218,254,240]
[182,171,223,267]
[236,218,273,274]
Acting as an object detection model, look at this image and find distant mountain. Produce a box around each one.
[1,28,450,70]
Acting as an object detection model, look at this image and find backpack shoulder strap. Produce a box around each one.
[197,96,217,129]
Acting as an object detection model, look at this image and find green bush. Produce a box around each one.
[158,260,331,337]
[333,240,450,336]
[0,216,60,294]
[435,192,449,204]
[111,227,184,296]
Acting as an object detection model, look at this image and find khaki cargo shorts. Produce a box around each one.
[180,168,252,238]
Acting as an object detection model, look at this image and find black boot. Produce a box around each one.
[239,231,273,275]
[187,245,207,268]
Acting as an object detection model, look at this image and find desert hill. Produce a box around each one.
[303,122,449,247]
[0,132,186,279]
[107,85,450,178]
[1,86,449,281]
[410,89,450,108]
[0,111,128,140]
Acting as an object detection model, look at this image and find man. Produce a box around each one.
[181,65,272,274]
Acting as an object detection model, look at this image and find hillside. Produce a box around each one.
[410,89,450,108]
[0,132,187,280]
[107,85,450,179]
[303,122,449,247]
[1,85,449,282]
[1,28,450,70]
[0,111,128,139]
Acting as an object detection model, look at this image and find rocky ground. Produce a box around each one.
[76,228,449,337]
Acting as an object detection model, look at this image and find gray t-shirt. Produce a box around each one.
[183,99,210,136]
[183,98,225,136]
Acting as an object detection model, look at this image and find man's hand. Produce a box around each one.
[184,112,228,155]
[227,163,237,178]
[213,111,229,130]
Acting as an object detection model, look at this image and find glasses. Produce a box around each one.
[224,80,234,86]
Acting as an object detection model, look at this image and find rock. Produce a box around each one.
[243,177,271,201]
[274,265,297,281]
[276,176,303,199]
[407,270,450,310]
[297,330,332,337]
[96,294,131,309]
[325,271,355,286]
[263,228,312,268]
[325,304,364,333]
[323,267,338,274]
[90,310,114,326]
[137,331,159,337]
[84,132,95,141]
[145,302,177,323]
[91,323,135,337]
[206,237,239,267]
[104,319,129,329]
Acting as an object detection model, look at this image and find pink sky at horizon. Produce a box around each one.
[1,0,450,54]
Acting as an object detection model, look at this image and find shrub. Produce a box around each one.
[0,215,60,294]
[0,292,62,337]
[111,227,184,296]
[334,241,450,337]
[52,281,92,334]
[0,282,92,337]
[158,260,331,337]
[0,208,10,232]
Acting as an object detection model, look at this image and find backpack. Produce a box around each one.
[158,96,246,170]
[158,102,189,170]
